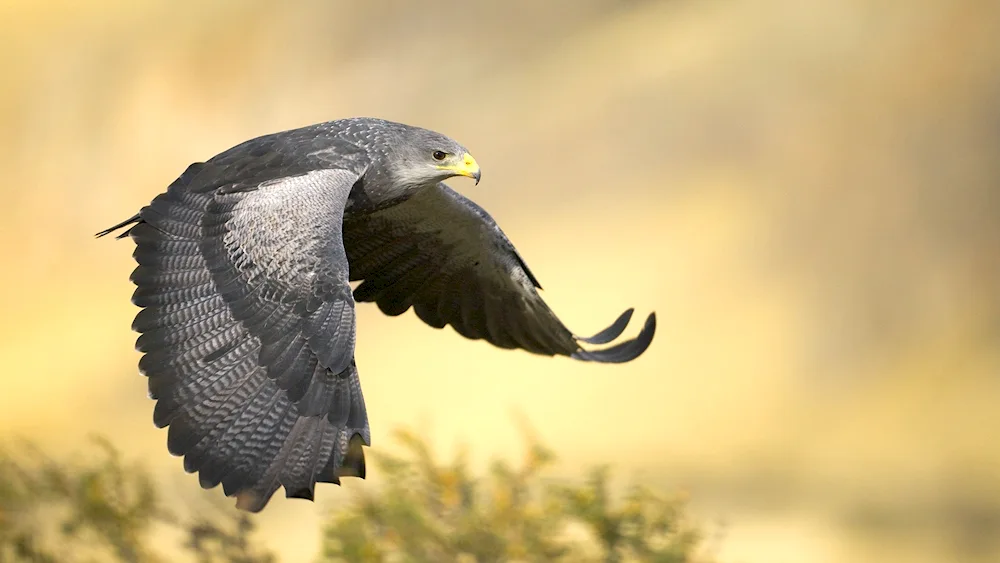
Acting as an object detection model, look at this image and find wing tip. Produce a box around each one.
[208,431,370,513]
[575,307,635,345]
[234,488,275,513]
[571,310,656,364]
[285,486,315,501]
[95,213,142,239]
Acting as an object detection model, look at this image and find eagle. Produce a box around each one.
[97,117,656,511]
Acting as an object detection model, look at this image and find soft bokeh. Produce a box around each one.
[2,0,998,561]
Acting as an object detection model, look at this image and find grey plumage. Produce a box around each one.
[97,117,656,511]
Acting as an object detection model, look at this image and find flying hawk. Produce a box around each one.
[97,118,656,511]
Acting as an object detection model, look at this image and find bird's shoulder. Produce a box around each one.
[349,184,543,289]
[179,124,370,195]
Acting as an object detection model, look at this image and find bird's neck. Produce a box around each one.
[344,169,425,216]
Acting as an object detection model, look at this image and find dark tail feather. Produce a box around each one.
[95,213,143,239]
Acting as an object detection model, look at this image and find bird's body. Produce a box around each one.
[98,117,655,511]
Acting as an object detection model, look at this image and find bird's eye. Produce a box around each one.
[432,150,447,161]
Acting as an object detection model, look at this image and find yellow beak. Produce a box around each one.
[436,152,482,185]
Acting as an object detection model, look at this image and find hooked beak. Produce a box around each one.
[437,152,482,185]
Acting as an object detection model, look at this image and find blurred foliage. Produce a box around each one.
[0,430,711,563]
[321,428,710,563]
[0,437,273,563]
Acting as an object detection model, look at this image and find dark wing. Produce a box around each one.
[343,183,655,362]
[100,158,370,512]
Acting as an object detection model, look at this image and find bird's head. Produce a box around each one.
[388,126,481,188]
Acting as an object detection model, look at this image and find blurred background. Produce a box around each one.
[2,0,998,561]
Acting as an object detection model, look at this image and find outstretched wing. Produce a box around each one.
[101,157,370,512]
[343,183,655,362]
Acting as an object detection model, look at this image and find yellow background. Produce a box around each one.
[1,0,998,561]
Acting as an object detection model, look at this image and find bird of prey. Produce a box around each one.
[97,117,656,512]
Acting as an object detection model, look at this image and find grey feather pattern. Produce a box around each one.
[343,183,656,362]
[114,139,373,511]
